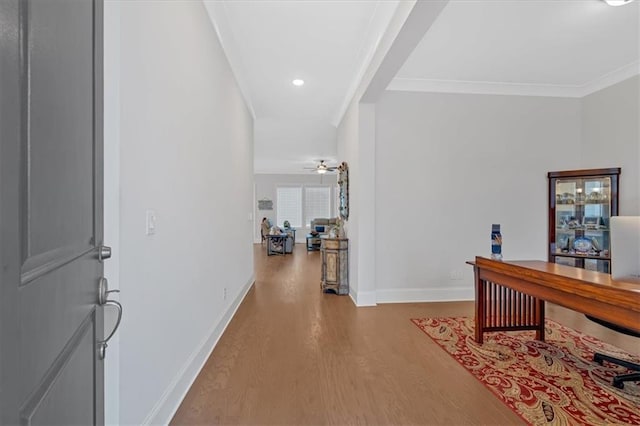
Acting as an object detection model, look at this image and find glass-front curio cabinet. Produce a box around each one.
[548,168,620,273]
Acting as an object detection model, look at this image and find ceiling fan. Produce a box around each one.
[304,160,338,174]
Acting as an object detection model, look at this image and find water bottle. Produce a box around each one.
[491,224,503,260]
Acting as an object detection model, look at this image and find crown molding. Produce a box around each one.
[579,60,639,97]
[203,1,257,120]
[387,78,584,97]
[387,60,640,98]
[332,0,407,126]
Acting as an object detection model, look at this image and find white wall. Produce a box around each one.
[254,173,338,243]
[374,91,582,301]
[336,101,363,304]
[336,100,379,307]
[581,75,640,215]
[254,118,337,174]
[116,2,254,424]
[355,104,378,305]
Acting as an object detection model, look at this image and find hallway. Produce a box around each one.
[171,244,637,425]
[171,244,522,425]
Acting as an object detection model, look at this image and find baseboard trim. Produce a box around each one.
[349,290,358,306]
[376,287,474,303]
[353,290,377,307]
[143,274,255,426]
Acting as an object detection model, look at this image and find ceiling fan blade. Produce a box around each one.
[303,161,338,173]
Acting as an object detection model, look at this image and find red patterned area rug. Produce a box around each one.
[411,317,640,425]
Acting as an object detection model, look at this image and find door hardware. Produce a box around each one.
[98,245,112,262]
[97,277,122,360]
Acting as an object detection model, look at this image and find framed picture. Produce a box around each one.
[338,162,349,220]
[258,198,273,210]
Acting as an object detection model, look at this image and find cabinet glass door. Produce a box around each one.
[548,168,620,274]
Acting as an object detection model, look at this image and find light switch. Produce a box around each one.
[248,212,253,221]
[146,210,156,235]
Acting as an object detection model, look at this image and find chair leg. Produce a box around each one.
[594,352,640,389]
[612,372,640,389]
[594,352,640,371]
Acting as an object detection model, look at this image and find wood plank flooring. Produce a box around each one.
[171,244,638,425]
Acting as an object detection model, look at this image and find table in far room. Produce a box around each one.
[265,234,287,256]
[266,229,296,255]
[306,233,322,251]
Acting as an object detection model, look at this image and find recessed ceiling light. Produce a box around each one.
[604,0,634,5]
[292,79,305,86]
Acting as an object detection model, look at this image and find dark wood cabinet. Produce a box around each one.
[548,168,620,273]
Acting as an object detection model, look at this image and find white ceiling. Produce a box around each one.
[392,0,640,97]
[204,1,401,174]
[206,0,640,174]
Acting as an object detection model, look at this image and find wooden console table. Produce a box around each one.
[321,237,348,295]
[467,256,640,344]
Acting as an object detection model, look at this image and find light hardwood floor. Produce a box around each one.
[171,244,638,425]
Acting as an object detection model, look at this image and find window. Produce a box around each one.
[277,187,302,228]
[305,187,331,227]
[276,185,333,229]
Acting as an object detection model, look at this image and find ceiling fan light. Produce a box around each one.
[603,0,634,6]
[317,168,327,174]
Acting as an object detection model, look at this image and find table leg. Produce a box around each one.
[536,300,546,342]
[473,265,484,344]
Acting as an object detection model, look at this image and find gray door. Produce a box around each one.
[0,0,105,424]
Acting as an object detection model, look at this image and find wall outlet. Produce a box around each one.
[223,287,227,300]
[449,270,464,280]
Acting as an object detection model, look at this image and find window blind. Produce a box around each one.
[305,187,331,227]
[276,187,302,228]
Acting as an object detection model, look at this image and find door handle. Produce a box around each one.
[98,299,122,360]
[97,277,122,360]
